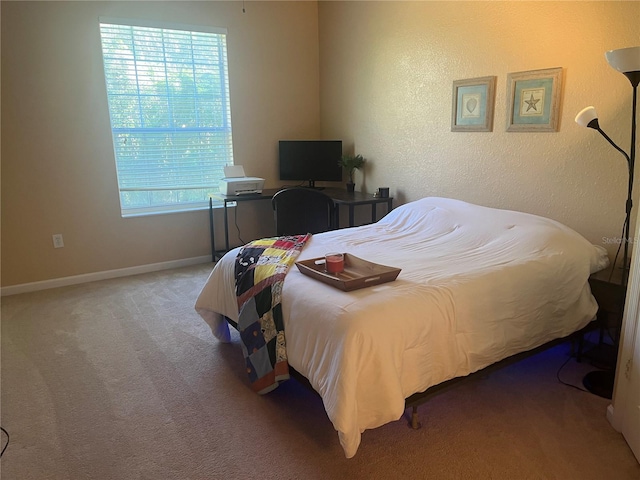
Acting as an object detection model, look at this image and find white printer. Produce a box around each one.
[219,165,265,195]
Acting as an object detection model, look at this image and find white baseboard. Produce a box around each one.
[1,255,212,297]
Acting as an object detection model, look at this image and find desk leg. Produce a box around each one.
[224,201,230,251]
[371,204,377,224]
[349,205,355,227]
[209,198,216,262]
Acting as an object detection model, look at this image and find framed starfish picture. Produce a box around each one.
[451,76,497,132]
[506,67,563,132]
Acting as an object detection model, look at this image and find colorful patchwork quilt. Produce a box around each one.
[234,234,310,394]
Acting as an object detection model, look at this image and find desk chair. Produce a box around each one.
[272,188,336,236]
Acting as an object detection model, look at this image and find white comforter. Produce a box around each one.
[195,197,609,458]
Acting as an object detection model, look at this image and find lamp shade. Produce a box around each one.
[605,46,640,73]
[575,106,599,128]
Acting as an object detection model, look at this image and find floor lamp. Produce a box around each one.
[575,46,640,399]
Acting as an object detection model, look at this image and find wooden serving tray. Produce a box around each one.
[295,253,401,291]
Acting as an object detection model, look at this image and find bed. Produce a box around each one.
[195,197,609,458]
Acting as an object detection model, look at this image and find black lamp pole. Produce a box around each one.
[605,53,639,289]
[575,47,639,399]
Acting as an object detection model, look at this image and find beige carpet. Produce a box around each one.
[1,263,638,480]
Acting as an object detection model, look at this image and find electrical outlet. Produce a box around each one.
[52,234,64,248]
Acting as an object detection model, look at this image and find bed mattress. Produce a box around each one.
[195,197,609,457]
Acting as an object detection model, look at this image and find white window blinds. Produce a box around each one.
[99,19,234,215]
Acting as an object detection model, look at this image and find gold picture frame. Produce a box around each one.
[451,76,497,132]
[506,67,563,132]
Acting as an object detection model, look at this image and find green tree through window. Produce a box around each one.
[99,19,234,215]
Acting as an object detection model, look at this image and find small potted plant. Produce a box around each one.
[339,154,366,193]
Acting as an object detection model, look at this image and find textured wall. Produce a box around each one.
[3,1,639,287]
[318,1,640,262]
[1,1,321,286]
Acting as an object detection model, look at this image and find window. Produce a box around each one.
[99,18,234,216]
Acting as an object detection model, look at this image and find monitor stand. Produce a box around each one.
[303,180,324,190]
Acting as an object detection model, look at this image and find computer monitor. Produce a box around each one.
[278,140,343,188]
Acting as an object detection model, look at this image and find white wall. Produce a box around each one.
[3,1,639,288]
[1,1,321,286]
[318,1,640,263]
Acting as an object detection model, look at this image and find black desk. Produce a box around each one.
[209,187,393,258]
[327,188,394,228]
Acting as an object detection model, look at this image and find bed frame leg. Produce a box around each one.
[409,406,422,430]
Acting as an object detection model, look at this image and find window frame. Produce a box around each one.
[99,17,234,217]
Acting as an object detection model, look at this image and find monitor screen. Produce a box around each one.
[278,140,343,188]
